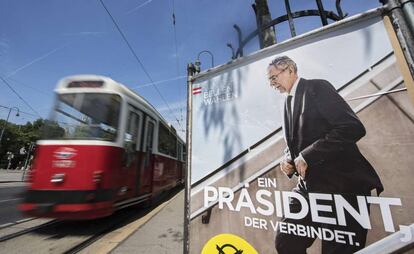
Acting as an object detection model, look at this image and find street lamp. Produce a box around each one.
[195,50,214,73]
[0,106,20,148]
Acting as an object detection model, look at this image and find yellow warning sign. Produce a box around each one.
[201,233,258,254]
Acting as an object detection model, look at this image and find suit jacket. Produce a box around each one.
[284,78,383,195]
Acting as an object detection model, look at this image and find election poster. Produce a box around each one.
[188,8,414,254]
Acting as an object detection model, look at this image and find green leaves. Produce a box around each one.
[0,119,43,168]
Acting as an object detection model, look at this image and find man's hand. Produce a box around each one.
[280,159,295,176]
[294,157,308,179]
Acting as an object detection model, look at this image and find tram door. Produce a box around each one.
[140,118,155,194]
[123,106,143,198]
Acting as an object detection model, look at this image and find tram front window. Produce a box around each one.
[42,93,121,141]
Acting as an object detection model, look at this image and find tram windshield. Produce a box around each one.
[42,93,121,141]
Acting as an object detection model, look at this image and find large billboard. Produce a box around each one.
[188,8,414,254]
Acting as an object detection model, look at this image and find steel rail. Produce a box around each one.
[0,219,60,242]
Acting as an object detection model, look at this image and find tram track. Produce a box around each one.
[0,217,36,230]
[62,210,135,254]
[0,218,59,242]
[66,187,183,254]
[0,187,182,253]
[0,211,136,253]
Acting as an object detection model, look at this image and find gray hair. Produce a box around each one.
[269,55,297,73]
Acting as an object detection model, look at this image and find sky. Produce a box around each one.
[0,0,382,138]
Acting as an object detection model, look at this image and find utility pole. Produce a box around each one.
[0,106,20,149]
[380,0,414,76]
[380,0,414,102]
[183,63,196,254]
[253,0,276,48]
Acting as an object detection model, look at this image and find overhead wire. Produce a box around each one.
[170,0,185,131]
[7,77,52,97]
[0,75,42,118]
[133,75,186,89]
[98,0,183,130]
[0,45,67,117]
[0,104,82,128]
[0,104,39,118]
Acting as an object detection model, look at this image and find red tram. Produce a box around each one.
[19,75,185,219]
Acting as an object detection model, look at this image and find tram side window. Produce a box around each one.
[124,111,141,152]
[158,123,177,158]
[177,142,183,161]
[144,121,155,168]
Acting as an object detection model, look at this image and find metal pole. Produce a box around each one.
[252,3,264,48]
[400,0,414,35]
[253,0,276,48]
[0,106,19,149]
[0,108,12,149]
[381,0,414,77]
[315,0,328,25]
[183,63,195,254]
[284,0,296,37]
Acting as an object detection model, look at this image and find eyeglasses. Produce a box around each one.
[268,67,288,82]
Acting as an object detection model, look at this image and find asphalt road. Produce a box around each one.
[0,185,27,226]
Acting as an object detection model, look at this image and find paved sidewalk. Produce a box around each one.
[112,190,184,254]
[0,169,26,183]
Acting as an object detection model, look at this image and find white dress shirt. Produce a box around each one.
[285,77,307,166]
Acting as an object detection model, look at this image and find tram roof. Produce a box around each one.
[55,74,183,142]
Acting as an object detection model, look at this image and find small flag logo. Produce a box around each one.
[192,87,202,95]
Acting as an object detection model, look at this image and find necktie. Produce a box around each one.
[286,95,293,138]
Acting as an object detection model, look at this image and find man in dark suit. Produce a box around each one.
[268,56,383,253]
